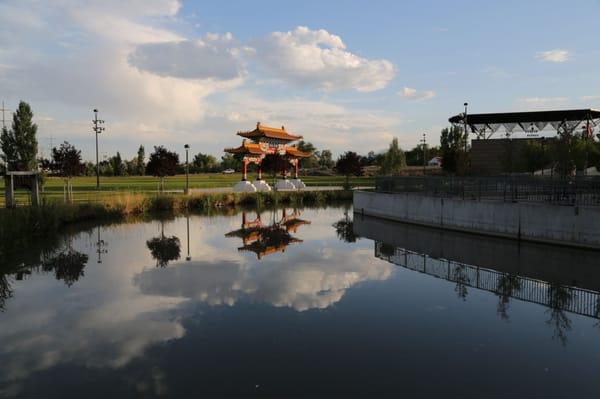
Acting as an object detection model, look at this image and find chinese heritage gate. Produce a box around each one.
[224,122,311,192]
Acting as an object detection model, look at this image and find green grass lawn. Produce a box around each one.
[0,173,374,205]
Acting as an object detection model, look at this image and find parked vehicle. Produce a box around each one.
[222,168,236,174]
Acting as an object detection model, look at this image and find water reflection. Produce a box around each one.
[495,274,521,320]
[146,220,181,267]
[0,236,91,311]
[42,246,88,287]
[546,284,573,346]
[332,209,357,243]
[2,207,600,397]
[134,208,392,311]
[1,207,394,395]
[95,226,108,264]
[356,214,600,345]
[0,274,12,312]
[225,209,310,259]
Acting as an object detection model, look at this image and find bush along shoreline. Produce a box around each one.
[0,190,353,259]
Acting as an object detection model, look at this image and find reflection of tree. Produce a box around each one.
[594,298,600,329]
[0,274,13,312]
[146,220,181,268]
[333,211,357,243]
[147,236,181,267]
[545,283,573,346]
[378,243,396,259]
[495,273,521,321]
[42,249,89,287]
[452,264,469,300]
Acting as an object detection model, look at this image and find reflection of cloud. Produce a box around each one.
[0,208,388,394]
[134,248,393,311]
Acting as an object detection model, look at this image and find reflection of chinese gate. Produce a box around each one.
[375,242,600,320]
[225,209,311,259]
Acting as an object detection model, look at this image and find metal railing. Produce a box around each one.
[375,176,600,206]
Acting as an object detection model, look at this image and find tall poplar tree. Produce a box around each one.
[0,101,39,171]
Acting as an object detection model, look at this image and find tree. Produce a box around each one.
[335,151,362,188]
[379,138,407,175]
[522,141,547,174]
[317,149,334,169]
[405,145,441,166]
[109,152,124,176]
[146,146,179,191]
[440,125,468,175]
[136,145,145,175]
[51,141,84,202]
[261,153,286,178]
[0,101,39,171]
[192,152,218,173]
[296,140,317,168]
[220,153,242,171]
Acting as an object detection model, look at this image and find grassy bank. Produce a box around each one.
[0,190,353,258]
[0,174,374,205]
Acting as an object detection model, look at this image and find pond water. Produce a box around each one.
[1,205,600,398]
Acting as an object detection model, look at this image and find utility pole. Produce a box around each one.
[92,109,105,190]
[421,133,427,175]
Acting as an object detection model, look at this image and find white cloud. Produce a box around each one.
[252,26,395,92]
[209,92,400,154]
[128,33,246,80]
[0,3,403,159]
[0,0,245,148]
[399,87,436,101]
[519,97,570,109]
[581,95,600,102]
[536,49,569,63]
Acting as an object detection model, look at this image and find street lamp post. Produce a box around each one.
[92,109,105,190]
[184,144,190,195]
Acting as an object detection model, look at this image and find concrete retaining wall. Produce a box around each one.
[353,191,600,249]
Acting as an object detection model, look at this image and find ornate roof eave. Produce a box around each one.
[237,122,303,142]
[285,146,311,158]
[224,139,266,155]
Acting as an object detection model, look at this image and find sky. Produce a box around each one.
[0,0,599,162]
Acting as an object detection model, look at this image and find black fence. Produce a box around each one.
[375,176,600,206]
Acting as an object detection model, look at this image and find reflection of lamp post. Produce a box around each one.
[95,226,108,263]
[186,213,191,261]
[184,144,190,195]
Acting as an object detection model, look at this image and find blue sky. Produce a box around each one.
[0,0,598,161]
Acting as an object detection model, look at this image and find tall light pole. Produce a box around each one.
[463,102,469,153]
[421,133,427,175]
[184,144,190,195]
[92,109,105,190]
